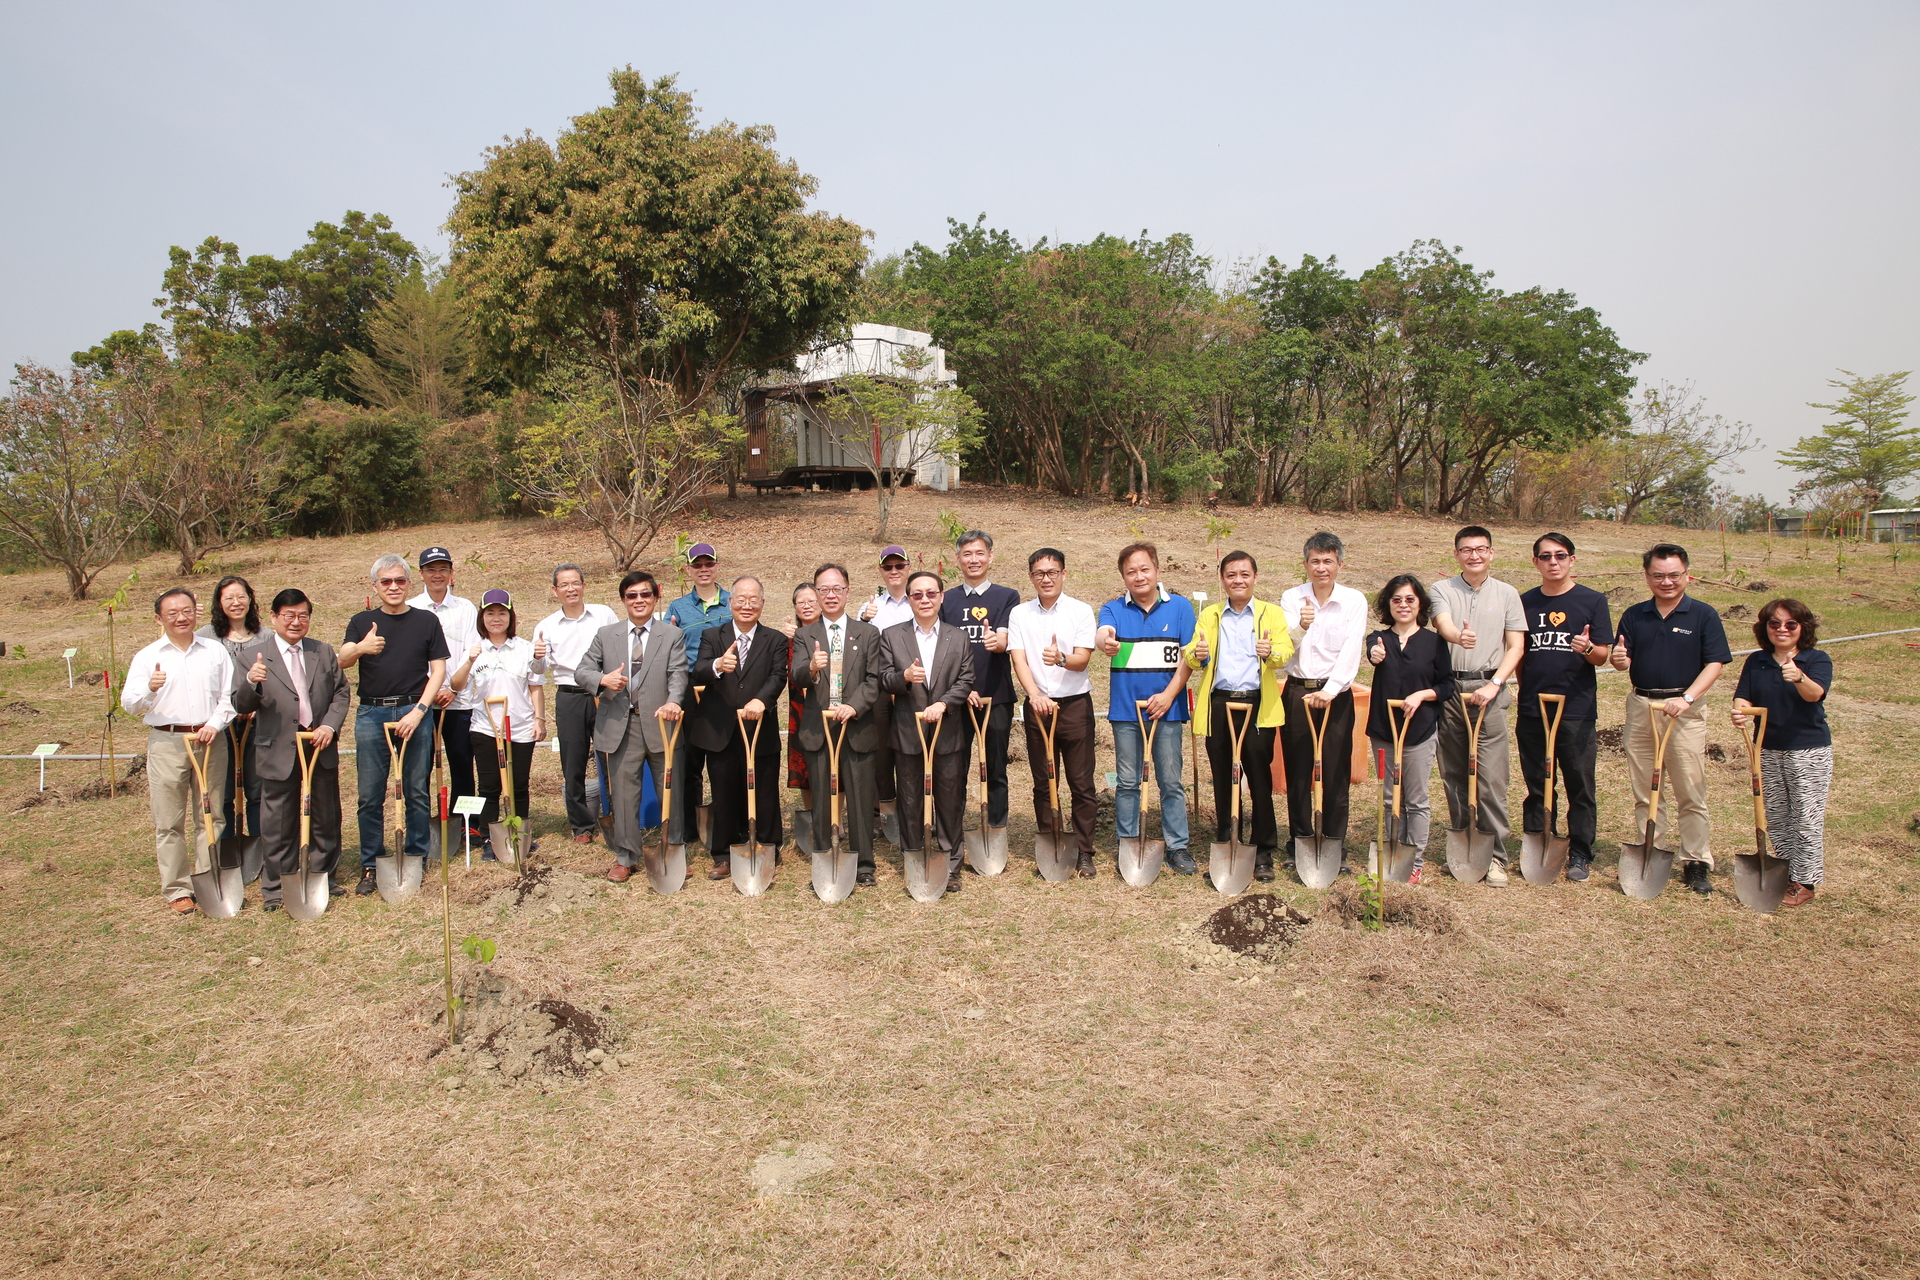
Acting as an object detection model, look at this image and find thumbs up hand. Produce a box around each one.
[1095,625,1120,657]
[716,641,739,674]
[1369,634,1387,665]
[810,641,829,675]
[1457,621,1477,650]
[532,632,549,661]
[247,653,269,684]
[359,621,386,657]
[1299,598,1317,630]
[1256,628,1273,660]
[904,658,926,685]
[1573,624,1592,655]
[148,664,169,692]
[1190,630,1210,665]
[1043,634,1063,667]
[1609,632,1631,672]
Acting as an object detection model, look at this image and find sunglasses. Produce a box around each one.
[376,576,409,587]
[1767,619,1801,630]
[622,590,655,601]
[907,590,942,601]
[1534,552,1572,562]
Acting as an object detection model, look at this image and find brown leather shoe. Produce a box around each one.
[169,896,199,915]
[1779,883,1816,908]
[573,831,596,845]
[607,864,634,883]
[708,858,731,880]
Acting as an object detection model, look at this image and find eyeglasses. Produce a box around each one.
[377,576,409,587]
[1534,552,1572,562]
[816,585,847,595]
[1766,619,1801,630]
[1030,568,1063,580]
[907,590,942,601]
[622,590,654,601]
[1457,546,1492,557]
[1647,572,1687,584]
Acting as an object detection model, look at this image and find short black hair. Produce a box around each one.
[1303,531,1344,560]
[1454,525,1493,547]
[957,529,993,552]
[617,570,659,600]
[1028,547,1066,571]
[812,562,850,586]
[269,588,311,614]
[1644,542,1690,570]
[906,570,944,595]
[1533,531,1576,558]
[1375,574,1431,626]
[1218,549,1257,575]
[154,587,195,615]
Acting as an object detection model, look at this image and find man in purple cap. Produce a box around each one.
[410,545,481,848]
[859,545,913,839]
[665,542,730,848]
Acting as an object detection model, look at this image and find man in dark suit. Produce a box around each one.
[790,563,883,885]
[691,576,787,878]
[230,589,351,910]
[574,570,687,882]
[879,570,975,893]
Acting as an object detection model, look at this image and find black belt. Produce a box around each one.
[1454,669,1496,681]
[1286,676,1327,691]
[1213,687,1261,698]
[557,683,592,695]
[1633,687,1685,699]
[360,695,416,707]
[1035,691,1091,706]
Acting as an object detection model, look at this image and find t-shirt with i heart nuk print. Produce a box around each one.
[1518,584,1614,722]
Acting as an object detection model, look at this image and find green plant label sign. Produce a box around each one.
[452,795,487,816]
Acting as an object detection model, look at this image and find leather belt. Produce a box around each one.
[1286,676,1327,691]
[1633,687,1685,699]
[155,723,206,734]
[1213,687,1261,698]
[1454,669,1496,681]
[360,695,415,707]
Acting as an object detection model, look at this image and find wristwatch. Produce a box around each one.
[1681,692,1695,705]
[414,702,431,715]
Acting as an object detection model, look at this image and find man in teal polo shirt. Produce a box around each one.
[1095,542,1195,872]
[664,542,730,846]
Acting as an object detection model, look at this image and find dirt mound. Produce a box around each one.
[2,700,42,716]
[485,864,601,915]
[442,971,625,1089]
[1203,894,1309,961]
[1318,879,1459,934]
[1596,725,1624,753]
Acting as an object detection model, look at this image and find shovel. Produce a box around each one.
[184,733,242,918]
[730,710,776,895]
[692,685,711,847]
[482,697,527,869]
[1117,699,1166,887]
[648,715,688,894]
[962,700,1009,875]
[1733,708,1791,913]
[426,708,447,865]
[1520,693,1572,885]
[283,731,330,921]
[811,714,857,902]
[593,694,616,838]
[1445,694,1499,884]
[902,712,947,902]
[1209,700,1257,895]
[790,680,814,854]
[1293,699,1344,888]
[437,756,458,1045]
[1030,706,1074,882]
[224,718,262,885]
[1617,711,1678,899]
[375,721,424,904]
[1370,700,1419,883]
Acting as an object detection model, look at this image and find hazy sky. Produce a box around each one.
[4,1,1914,500]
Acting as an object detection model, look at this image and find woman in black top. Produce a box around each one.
[1732,598,1832,908]
[197,576,262,875]
[1364,575,1455,879]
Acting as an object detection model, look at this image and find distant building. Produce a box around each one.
[1868,508,1920,543]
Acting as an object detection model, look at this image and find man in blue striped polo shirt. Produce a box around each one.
[1095,542,1196,872]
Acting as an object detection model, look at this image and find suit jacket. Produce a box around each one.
[229,636,351,782]
[879,621,974,756]
[576,617,688,755]
[690,624,788,755]
[789,617,882,754]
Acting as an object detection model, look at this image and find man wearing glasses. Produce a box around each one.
[1610,542,1732,895]
[339,555,449,896]
[942,530,1022,853]
[1517,533,1613,882]
[691,577,788,877]
[1007,548,1100,876]
[791,563,883,886]
[532,564,619,843]
[879,570,975,894]
[1430,525,1528,885]
[575,571,686,882]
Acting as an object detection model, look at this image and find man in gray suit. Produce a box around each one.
[790,562,883,885]
[231,589,352,910]
[879,570,975,893]
[574,569,687,882]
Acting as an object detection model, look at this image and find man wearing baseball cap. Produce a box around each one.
[665,542,730,849]
[859,546,913,842]
[410,546,482,850]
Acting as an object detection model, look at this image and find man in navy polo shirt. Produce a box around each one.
[1095,542,1195,872]
[942,530,1021,845]
[1609,542,1732,895]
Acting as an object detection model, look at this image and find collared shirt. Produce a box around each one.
[666,586,731,668]
[1007,594,1097,700]
[1280,582,1366,695]
[533,603,619,687]
[1616,595,1733,691]
[1428,573,1526,673]
[279,638,314,726]
[942,579,1021,702]
[468,637,545,742]
[409,590,481,711]
[913,619,941,675]
[1732,649,1832,750]
[728,624,761,669]
[623,619,657,681]
[121,634,236,731]
[1215,600,1261,691]
[869,590,914,632]
[1096,588,1196,722]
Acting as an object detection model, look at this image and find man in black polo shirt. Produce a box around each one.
[941,530,1021,847]
[1609,542,1732,895]
[340,554,449,896]
[1517,532,1614,882]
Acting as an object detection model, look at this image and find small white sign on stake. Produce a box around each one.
[62,648,78,687]
[33,742,59,791]
[451,794,487,866]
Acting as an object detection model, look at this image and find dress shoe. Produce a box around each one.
[708,858,731,881]
[572,831,596,845]
[855,868,876,887]
[1484,862,1510,887]
[1075,852,1095,879]
[169,896,199,915]
[262,898,282,913]
[329,882,347,897]
[945,868,962,893]
[607,864,634,883]
[355,867,378,896]
[1254,853,1276,883]
[1779,883,1816,908]
[1682,860,1712,896]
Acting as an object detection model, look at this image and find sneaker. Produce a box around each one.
[1780,883,1816,908]
[355,867,378,896]
[1484,862,1510,887]
[1167,850,1197,875]
[1408,865,1422,885]
[1683,861,1712,896]
[1565,855,1592,883]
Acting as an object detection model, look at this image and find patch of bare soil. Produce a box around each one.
[1319,878,1460,934]
[439,970,624,1089]
[1202,893,1308,961]
[485,863,602,915]
[1596,724,1625,753]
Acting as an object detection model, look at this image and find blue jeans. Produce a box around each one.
[356,704,434,868]
[1112,718,1188,853]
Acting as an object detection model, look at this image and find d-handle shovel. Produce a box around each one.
[1293,699,1344,889]
[593,694,616,838]
[224,717,263,885]
[902,713,947,902]
[692,685,712,848]
[1617,712,1678,899]
[1030,706,1074,882]
[730,710,776,896]
[482,697,527,869]
[375,721,424,904]
[1117,699,1166,887]
[283,731,330,921]
[1369,699,1419,884]
[648,715,688,894]
[426,705,448,866]
[1209,701,1257,895]
[962,700,1009,875]
[811,714,857,903]
[1445,694,1499,884]
[1520,693,1572,885]
[184,733,242,918]
[1733,708,1791,913]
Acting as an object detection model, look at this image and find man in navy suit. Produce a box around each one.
[691,577,788,878]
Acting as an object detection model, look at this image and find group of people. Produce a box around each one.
[121,525,1835,914]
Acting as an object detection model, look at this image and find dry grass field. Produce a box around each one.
[0,485,1916,1279]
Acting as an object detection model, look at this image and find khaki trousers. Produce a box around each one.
[1438,678,1513,860]
[1623,693,1713,867]
[146,729,228,901]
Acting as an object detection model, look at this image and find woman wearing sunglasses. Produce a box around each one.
[1364,575,1454,881]
[1731,599,1832,908]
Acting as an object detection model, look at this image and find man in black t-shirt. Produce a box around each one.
[339,553,449,895]
[941,530,1022,838]
[1517,532,1614,881]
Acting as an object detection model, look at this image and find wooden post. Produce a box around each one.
[744,389,769,478]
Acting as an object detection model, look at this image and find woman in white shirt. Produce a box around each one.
[450,589,546,860]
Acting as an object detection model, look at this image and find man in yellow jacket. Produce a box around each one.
[1183,550,1295,881]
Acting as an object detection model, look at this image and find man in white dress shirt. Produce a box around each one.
[533,563,619,843]
[410,546,482,842]
[121,588,237,914]
[1007,548,1100,876]
[1278,531,1367,859]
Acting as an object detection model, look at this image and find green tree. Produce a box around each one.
[1610,381,1753,522]
[343,265,474,418]
[815,348,982,538]
[0,364,142,597]
[270,402,430,536]
[1779,370,1917,512]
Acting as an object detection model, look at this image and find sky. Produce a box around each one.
[4,0,1915,501]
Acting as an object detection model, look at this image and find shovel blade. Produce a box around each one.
[1033,829,1074,882]
[791,808,814,857]
[964,824,1010,876]
[877,802,902,848]
[1616,840,1675,899]
[1116,836,1164,888]
[645,842,688,895]
[282,858,330,921]
[1383,841,1420,884]
[902,846,947,902]
[375,852,423,904]
[1732,851,1791,913]
[1208,839,1256,895]
[1293,836,1343,889]
[190,860,246,919]
[811,845,858,903]
[730,841,776,896]
[1519,832,1570,886]
[228,834,263,886]
[488,823,527,870]
[1445,828,1494,884]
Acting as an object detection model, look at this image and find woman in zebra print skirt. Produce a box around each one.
[1731,598,1832,908]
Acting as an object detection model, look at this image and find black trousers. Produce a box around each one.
[257,766,342,890]
[674,736,716,847]
[433,708,477,833]
[1517,715,1598,862]
[1279,682,1354,842]
[872,692,896,806]
[1206,689,1279,854]
[892,747,969,871]
[803,744,877,873]
[708,734,784,852]
[955,699,1014,827]
[554,686,599,834]
[471,732,534,827]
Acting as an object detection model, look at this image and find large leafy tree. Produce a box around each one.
[0,364,142,598]
[1779,370,1917,511]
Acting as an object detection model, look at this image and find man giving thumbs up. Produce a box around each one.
[1517,532,1614,882]
[1008,548,1101,877]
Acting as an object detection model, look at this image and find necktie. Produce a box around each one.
[828,621,842,654]
[287,643,313,727]
[827,621,844,706]
[736,629,751,669]
[629,624,646,680]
